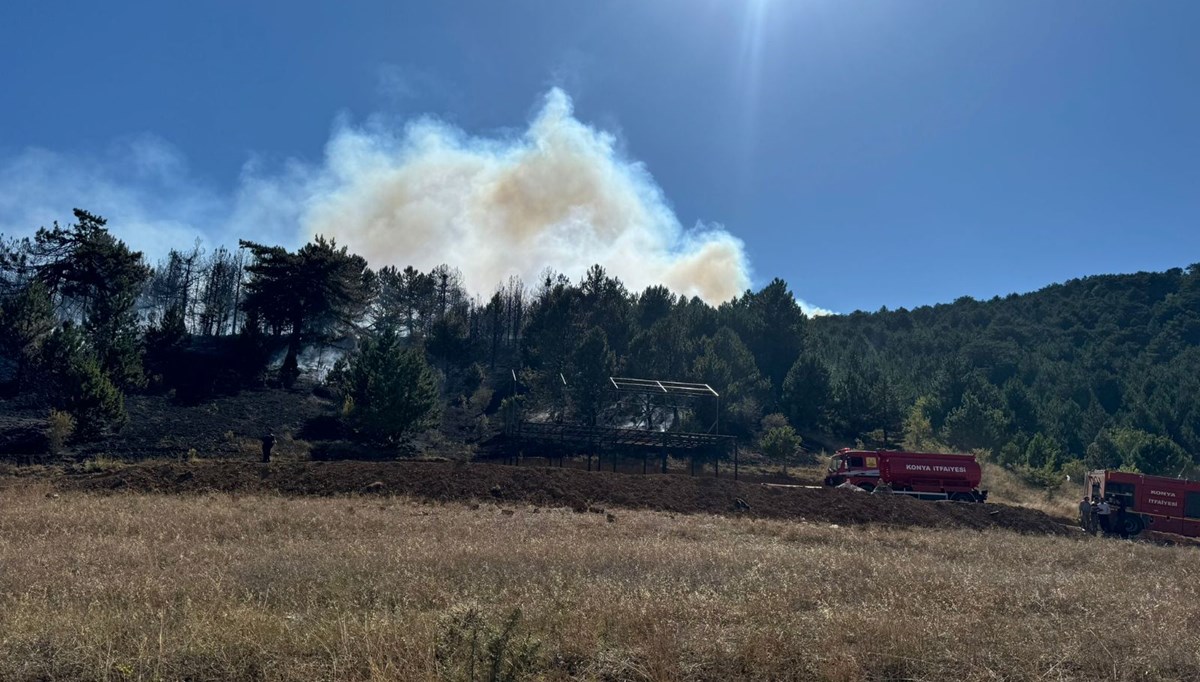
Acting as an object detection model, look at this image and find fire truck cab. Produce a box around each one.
[1085,469,1200,538]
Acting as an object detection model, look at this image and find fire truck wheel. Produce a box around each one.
[1117,515,1143,537]
[857,483,875,493]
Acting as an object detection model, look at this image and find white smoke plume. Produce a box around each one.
[0,89,843,312]
[302,89,752,303]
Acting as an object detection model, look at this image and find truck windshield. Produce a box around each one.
[828,456,842,472]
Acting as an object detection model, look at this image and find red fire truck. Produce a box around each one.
[824,449,988,502]
[1085,469,1200,538]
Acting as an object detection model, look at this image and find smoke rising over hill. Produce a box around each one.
[302,89,751,303]
[0,89,799,307]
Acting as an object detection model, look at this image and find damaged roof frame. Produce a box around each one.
[607,376,719,399]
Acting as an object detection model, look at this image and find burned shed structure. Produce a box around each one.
[504,375,739,477]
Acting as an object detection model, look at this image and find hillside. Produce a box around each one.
[1,213,1196,483]
[808,266,1200,470]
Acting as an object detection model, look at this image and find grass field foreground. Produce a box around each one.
[1,486,1198,681]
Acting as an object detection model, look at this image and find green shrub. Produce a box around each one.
[435,606,541,682]
[46,409,76,455]
[39,324,127,440]
[66,356,127,440]
[759,416,802,472]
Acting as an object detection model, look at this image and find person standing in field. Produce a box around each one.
[1079,497,1093,534]
[261,432,276,463]
[1096,497,1112,534]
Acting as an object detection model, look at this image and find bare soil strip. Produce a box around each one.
[54,459,1072,535]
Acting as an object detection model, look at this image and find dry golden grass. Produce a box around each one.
[981,463,1081,519]
[1,485,1198,681]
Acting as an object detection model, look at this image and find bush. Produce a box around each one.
[760,413,789,433]
[1014,463,1067,491]
[435,607,541,682]
[65,356,127,440]
[759,417,802,473]
[46,409,75,455]
[40,325,127,441]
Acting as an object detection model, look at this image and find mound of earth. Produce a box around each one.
[57,459,1071,535]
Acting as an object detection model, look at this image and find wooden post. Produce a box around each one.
[642,451,648,474]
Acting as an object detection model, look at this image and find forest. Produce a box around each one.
[1,209,1197,480]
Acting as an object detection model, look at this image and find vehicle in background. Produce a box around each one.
[1084,469,1200,538]
[824,448,988,502]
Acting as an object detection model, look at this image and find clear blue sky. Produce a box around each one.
[1,1,1197,313]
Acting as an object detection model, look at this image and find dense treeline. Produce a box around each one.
[811,271,1200,477]
[1,210,1197,477]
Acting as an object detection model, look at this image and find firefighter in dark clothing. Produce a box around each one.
[1115,497,1130,536]
[261,432,276,463]
[1079,497,1093,534]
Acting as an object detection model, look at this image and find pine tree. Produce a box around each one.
[692,327,769,436]
[722,278,807,400]
[570,327,614,426]
[903,396,936,450]
[3,209,151,389]
[1024,433,1063,470]
[781,352,832,432]
[241,236,375,387]
[330,327,440,443]
[1130,435,1189,476]
[0,280,55,390]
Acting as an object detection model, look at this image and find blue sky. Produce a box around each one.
[1,1,1197,313]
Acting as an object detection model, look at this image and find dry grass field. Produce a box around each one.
[980,462,1081,518]
[2,485,1199,681]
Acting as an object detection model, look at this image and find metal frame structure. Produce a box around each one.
[608,377,721,435]
[608,377,718,398]
[504,374,739,478]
